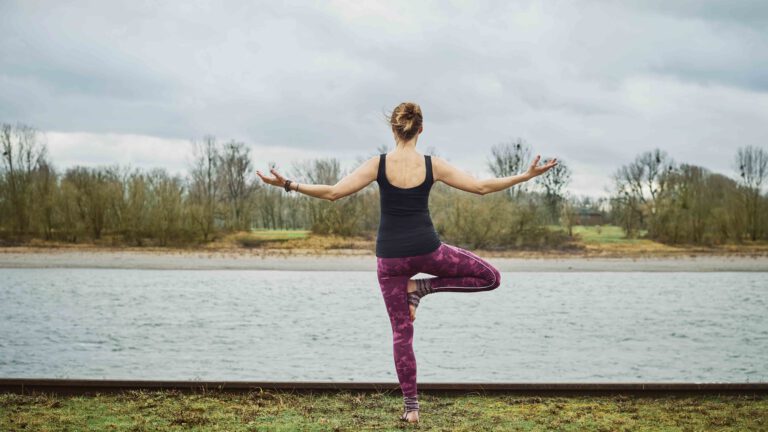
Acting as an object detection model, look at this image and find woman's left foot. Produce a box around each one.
[400,410,419,423]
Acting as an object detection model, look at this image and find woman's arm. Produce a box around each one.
[256,156,379,201]
[433,154,558,195]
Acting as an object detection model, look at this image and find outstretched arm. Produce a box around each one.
[256,156,379,201]
[433,154,558,195]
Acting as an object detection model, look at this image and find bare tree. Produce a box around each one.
[674,164,710,244]
[535,158,571,223]
[487,138,532,199]
[61,166,114,240]
[117,167,150,246]
[735,145,768,240]
[0,123,48,235]
[291,158,367,235]
[292,158,342,234]
[218,140,256,231]
[559,193,579,237]
[294,158,342,185]
[612,148,675,237]
[188,136,221,241]
[31,160,58,239]
[147,168,184,246]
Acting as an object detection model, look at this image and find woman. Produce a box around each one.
[256,101,557,423]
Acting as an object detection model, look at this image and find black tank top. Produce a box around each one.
[376,153,442,258]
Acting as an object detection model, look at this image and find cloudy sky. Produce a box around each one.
[1,0,766,197]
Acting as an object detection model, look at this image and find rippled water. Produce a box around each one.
[1,269,766,382]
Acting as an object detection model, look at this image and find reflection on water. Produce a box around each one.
[1,269,766,382]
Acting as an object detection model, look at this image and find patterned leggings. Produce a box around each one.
[376,241,502,403]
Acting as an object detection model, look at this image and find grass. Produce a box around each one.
[217,230,373,252]
[1,390,767,431]
[227,230,311,248]
[567,225,682,256]
[570,225,648,244]
[248,229,312,240]
[5,226,768,258]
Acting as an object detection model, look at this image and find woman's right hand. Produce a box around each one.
[256,167,288,188]
[524,155,558,179]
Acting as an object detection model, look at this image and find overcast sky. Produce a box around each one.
[1,0,766,197]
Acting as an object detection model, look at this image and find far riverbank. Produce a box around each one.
[1,247,767,271]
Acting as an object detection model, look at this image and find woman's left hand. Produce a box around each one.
[525,155,558,179]
[256,167,288,188]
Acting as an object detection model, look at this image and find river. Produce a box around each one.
[1,268,766,383]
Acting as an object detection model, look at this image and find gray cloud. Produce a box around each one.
[626,0,768,28]
[1,0,766,197]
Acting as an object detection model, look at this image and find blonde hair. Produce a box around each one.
[385,102,423,142]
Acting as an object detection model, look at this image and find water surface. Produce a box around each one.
[1,269,766,382]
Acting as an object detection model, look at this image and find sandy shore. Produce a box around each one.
[1,248,767,271]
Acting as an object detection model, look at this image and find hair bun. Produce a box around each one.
[386,102,423,142]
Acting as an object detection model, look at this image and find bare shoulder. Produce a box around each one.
[430,155,451,182]
[357,155,380,177]
[367,154,381,168]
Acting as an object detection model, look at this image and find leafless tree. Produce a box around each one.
[612,148,675,237]
[487,137,532,199]
[536,158,571,223]
[218,140,256,231]
[0,123,49,235]
[147,168,184,246]
[559,193,579,237]
[735,145,768,240]
[61,166,114,240]
[31,160,58,239]
[188,136,221,241]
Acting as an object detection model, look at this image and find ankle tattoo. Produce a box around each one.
[407,278,434,308]
[415,278,433,298]
[403,395,419,412]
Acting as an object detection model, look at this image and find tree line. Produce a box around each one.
[1,121,765,248]
[610,146,768,245]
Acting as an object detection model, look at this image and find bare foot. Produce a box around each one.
[402,410,419,423]
[407,279,417,322]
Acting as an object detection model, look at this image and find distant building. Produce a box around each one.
[576,208,605,226]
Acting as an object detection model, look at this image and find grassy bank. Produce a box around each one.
[5,225,768,258]
[2,390,767,431]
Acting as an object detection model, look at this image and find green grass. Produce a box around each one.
[231,230,311,248]
[570,225,648,244]
[2,390,766,431]
[249,229,311,240]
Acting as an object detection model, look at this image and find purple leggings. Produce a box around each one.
[376,241,502,399]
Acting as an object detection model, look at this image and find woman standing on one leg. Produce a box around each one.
[257,101,558,424]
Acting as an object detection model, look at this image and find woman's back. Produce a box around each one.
[376,152,441,258]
